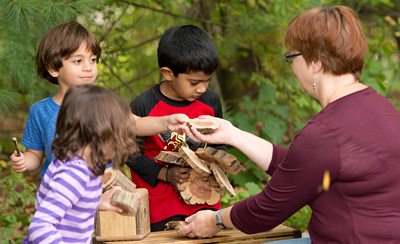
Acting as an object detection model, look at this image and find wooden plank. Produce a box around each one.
[104,224,299,244]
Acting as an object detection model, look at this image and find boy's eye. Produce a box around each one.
[73,59,81,64]
[90,58,98,63]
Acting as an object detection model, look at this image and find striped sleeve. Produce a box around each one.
[27,160,93,243]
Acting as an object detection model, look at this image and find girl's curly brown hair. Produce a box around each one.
[52,85,138,175]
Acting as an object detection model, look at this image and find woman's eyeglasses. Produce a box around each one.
[284,53,301,63]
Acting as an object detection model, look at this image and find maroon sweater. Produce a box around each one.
[231,87,400,243]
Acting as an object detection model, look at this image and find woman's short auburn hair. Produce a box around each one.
[36,21,101,84]
[285,5,367,80]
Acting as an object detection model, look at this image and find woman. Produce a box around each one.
[178,5,400,243]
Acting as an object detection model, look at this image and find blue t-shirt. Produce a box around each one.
[21,95,59,178]
[21,95,113,178]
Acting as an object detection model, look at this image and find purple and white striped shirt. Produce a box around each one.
[22,156,102,243]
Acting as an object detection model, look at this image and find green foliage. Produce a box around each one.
[284,206,312,231]
[2,0,400,236]
[221,181,263,208]
[0,162,36,243]
[0,0,100,116]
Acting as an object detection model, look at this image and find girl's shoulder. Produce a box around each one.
[48,157,95,179]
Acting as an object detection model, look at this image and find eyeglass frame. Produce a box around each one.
[284,52,301,63]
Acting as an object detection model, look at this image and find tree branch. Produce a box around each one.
[117,0,230,28]
[104,36,161,55]
[102,59,135,94]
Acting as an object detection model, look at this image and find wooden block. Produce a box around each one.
[134,188,151,236]
[102,168,136,192]
[110,190,140,216]
[95,188,150,241]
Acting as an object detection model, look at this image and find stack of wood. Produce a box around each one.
[94,168,150,242]
[156,146,243,205]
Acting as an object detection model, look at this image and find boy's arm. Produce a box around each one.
[126,154,164,187]
[10,148,43,173]
[133,114,189,136]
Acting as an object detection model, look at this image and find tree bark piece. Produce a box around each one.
[155,151,185,165]
[188,118,220,134]
[180,169,220,205]
[110,190,140,216]
[102,168,136,193]
[179,147,211,177]
[165,221,188,230]
[210,163,235,197]
[195,147,218,164]
[195,147,243,175]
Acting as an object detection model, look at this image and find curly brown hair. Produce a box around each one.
[52,85,138,175]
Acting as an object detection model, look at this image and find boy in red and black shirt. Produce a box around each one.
[126,24,225,231]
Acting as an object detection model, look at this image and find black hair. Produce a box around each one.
[157,24,218,77]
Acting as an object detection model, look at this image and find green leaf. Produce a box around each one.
[5,228,13,238]
[231,171,259,187]
[264,104,289,119]
[245,182,263,195]
[233,112,255,132]
[243,95,254,114]
[257,83,276,106]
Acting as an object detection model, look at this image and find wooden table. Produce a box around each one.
[102,224,301,244]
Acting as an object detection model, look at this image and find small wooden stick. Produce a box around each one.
[12,137,21,157]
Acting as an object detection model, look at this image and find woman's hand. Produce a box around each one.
[177,210,220,238]
[181,116,235,145]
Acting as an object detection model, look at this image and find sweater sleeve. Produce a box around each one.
[230,120,340,234]
[28,165,90,243]
[267,144,288,176]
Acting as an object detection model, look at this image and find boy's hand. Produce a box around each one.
[167,166,190,191]
[10,151,28,173]
[167,114,190,132]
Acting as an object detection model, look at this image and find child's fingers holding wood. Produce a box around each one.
[167,166,190,186]
[9,152,27,173]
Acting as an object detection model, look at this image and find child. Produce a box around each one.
[126,24,225,231]
[22,85,138,243]
[10,21,189,179]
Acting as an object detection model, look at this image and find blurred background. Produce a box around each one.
[1,0,400,242]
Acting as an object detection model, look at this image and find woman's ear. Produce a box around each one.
[312,60,323,73]
[160,67,174,81]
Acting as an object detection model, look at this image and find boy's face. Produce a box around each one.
[162,71,213,102]
[48,41,98,88]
